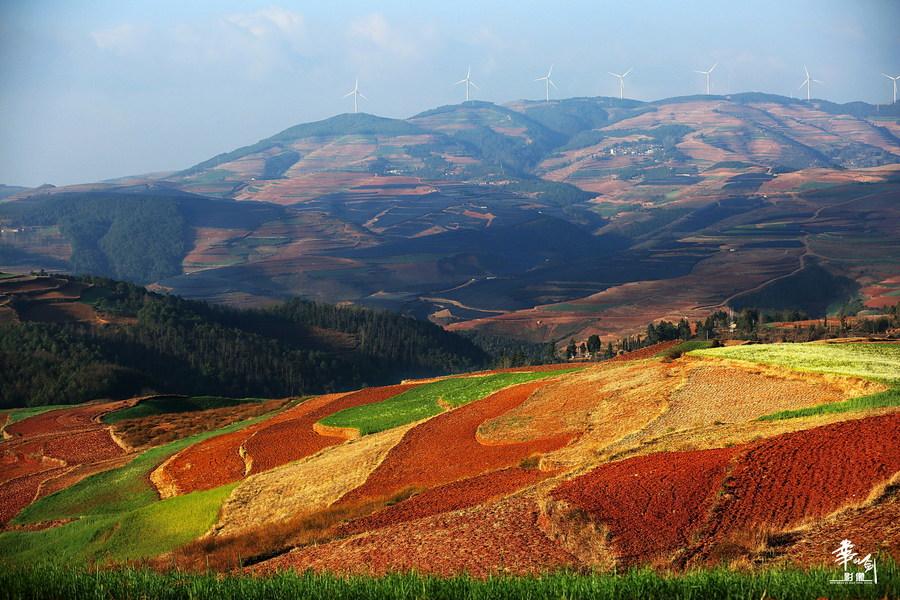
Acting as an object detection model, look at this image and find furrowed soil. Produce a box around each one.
[552,447,738,565]
[0,401,130,525]
[213,424,414,538]
[338,467,552,536]
[243,385,418,474]
[253,493,580,577]
[338,380,572,505]
[688,413,900,564]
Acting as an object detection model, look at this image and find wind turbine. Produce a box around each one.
[608,68,633,100]
[343,78,367,113]
[883,73,900,104]
[455,66,479,102]
[799,66,822,101]
[694,62,717,95]
[535,65,557,102]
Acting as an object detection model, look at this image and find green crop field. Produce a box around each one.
[0,484,235,566]
[0,562,895,600]
[320,369,579,436]
[102,396,266,424]
[690,342,900,384]
[692,342,900,421]
[0,407,286,567]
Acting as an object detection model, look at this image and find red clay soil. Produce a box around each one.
[6,400,131,438]
[338,380,572,505]
[163,389,411,494]
[243,385,418,475]
[0,467,67,525]
[338,467,551,536]
[606,340,679,363]
[552,447,738,564]
[254,494,579,577]
[695,413,900,553]
[160,428,250,495]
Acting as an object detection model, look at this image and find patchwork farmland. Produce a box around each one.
[2,339,898,586]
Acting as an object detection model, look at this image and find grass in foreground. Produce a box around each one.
[0,562,896,600]
[690,342,900,385]
[102,396,267,424]
[321,369,579,436]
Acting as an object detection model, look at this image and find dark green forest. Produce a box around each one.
[0,276,514,409]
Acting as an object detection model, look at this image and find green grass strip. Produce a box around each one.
[690,342,900,385]
[13,410,276,525]
[0,483,236,566]
[102,396,267,424]
[321,369,580,436]
[758,387,900,421]
[0,561,896,599]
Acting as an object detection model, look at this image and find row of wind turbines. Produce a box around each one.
[344,65,900,112]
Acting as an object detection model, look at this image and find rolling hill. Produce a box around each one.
[1,94,898,347]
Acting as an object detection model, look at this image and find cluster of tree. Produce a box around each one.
[459,331,559,368]
[0,276,501,409]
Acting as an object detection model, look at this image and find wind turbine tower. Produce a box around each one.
[343,78,367,114]
[695,62,717,95]
[799,66,822,101]
[608,68,633,100]
[535,65,557,102]
[883,73,900,104]
[456,66,479,102]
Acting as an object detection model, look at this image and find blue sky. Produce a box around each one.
[1,0,898,186]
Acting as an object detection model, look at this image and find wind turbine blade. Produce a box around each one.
[799,80,808,90]
[535,76,546,81]
[344,91,355,97]
[812,79,823,84]
[549,79,558,89]
[804,65,809,78]
[608,72,619,78]
[467,66,471,77]
[709,62,718,73]
[469,81,479,89]
[358,93,368,100]
[623,68,633,77]
[455,79,468,85]
[548,65,553,76]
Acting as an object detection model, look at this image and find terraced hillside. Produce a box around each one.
[2,340,897,577]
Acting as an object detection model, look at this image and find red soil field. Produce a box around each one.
[339,380,572,505]
[0,467,67,525]
[552,447,738,564]
[6,400,131,438]
[162,389,414,494]
[339,467,551,536]
[255,494,578,577]
[696,413,900,553]
[243,385,418,475]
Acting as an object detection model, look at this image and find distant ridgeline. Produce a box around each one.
[0,275,550,409]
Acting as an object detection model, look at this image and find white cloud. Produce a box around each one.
[90,23,142,52]
[225,7,305,40]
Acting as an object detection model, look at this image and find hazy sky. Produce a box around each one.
[1,0,898,186]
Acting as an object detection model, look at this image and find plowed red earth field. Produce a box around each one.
[0,467,67,524]
[243,385,418,474]
[696,413,900,552]
[553,413,900,566]
[255,494,578,577]
[552,447,738,564]
[339,380,572,505]
[339,467,551,536]
[0,401,129,524]
[162,388,415,494]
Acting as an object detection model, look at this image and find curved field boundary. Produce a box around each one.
[693,413,900,557]
[254,494,579,577]
[321,370,576,437]
[242,385,418,475]
[158,387,416,495]
[338,467,551,536]
[690,342,900,385]
[339,380,572,505]
[0,467,68,525]
[6,400,133,438]
[552,447,738,565]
